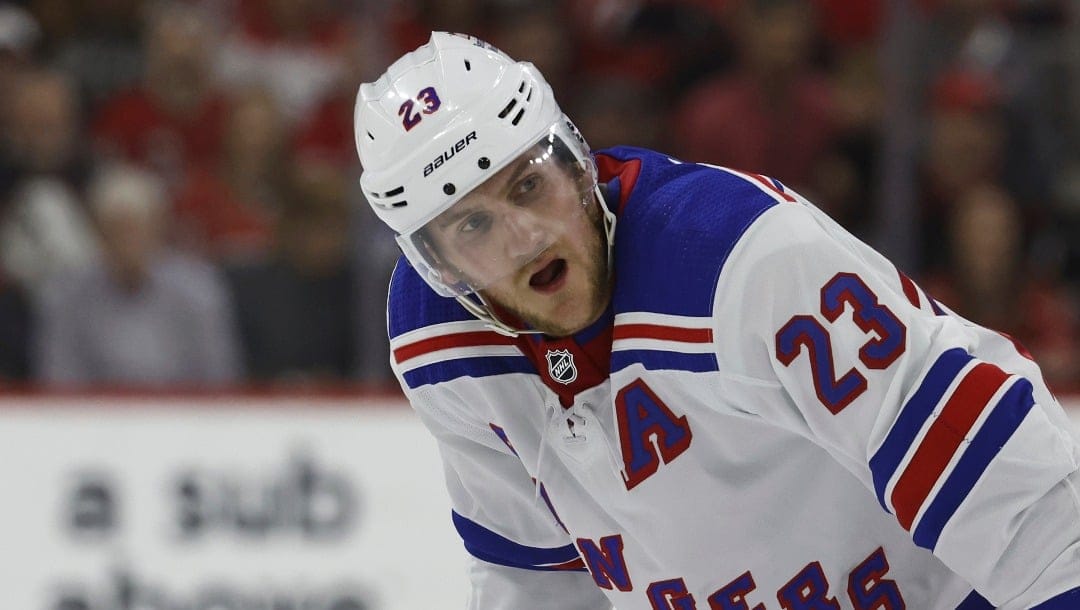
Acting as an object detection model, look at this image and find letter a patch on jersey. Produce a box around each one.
[616,379,693,490]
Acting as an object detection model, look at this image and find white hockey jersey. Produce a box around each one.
[386,147,1080,609]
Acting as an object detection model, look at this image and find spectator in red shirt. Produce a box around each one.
[292,20,389,169]
[171,87,284,263]
[291,85,355,170]
[215,0,355,123]
[567,0,732,97]
[91,3,227,186]
[671,0,837,192]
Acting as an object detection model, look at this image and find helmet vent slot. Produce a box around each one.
[366,131,375,140]
[526,87,533,102]
[368,185,408,210]
[511,108,526,126]
[464,59,471,71]
[518,81,526,93]
[498,98,518,119]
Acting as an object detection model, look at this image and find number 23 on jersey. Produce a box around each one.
[775,272,907,414]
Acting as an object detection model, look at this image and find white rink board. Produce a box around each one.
[0,396,467,610]
[0,396,1077,610]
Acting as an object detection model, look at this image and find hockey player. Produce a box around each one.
[354,32,1080,609]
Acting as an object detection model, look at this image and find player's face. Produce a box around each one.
[424,150,611,337]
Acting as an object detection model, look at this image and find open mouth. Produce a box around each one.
[529,258,568,293]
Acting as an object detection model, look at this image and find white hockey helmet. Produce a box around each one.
[354,32,599,299]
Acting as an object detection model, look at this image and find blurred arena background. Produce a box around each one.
[0,0,1076,608]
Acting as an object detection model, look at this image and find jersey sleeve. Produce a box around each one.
[713,194,1080,609]
[406,385,612,610]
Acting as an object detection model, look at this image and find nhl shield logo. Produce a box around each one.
[546,349,578,385]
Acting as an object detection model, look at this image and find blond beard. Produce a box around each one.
[486,199,612,337]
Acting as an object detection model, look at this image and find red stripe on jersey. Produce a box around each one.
[747,172,796,202]
[393,331,516,365]
[550,557,588,571]
[997,330,1035,362]
[613,324,713,343]
[898,271,921,308]
[594,154,642,214]
[891,362,1010,530]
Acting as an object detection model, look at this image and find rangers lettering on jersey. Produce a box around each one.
[572,535,904,610]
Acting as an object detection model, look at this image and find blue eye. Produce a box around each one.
[459,212,491,234]
[515,174,543,201]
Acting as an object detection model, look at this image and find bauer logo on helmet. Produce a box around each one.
[424,131,478,177]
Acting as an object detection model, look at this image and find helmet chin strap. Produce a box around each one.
[598,182,617,285]
[454,291,541,338]
[455,183,617,339]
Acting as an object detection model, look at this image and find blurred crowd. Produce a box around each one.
[0,0,1077,392]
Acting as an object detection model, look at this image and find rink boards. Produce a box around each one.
[0,395,1077,609]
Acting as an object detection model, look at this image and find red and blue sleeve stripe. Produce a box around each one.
[402,357,534,388]
[869,347,1036,550]
[451,511,587,572]
[911,376,1035,549]
[869,348,971,511]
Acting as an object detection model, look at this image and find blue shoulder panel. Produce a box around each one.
[598,147,782,318]
[387,256,475,341]
[954,590,993,609]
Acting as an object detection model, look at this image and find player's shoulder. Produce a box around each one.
[597,146,796,316]
[387,255,474,340]
[387,257,532,390]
